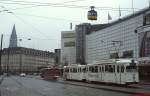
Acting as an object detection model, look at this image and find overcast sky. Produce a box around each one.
[0,0,149,52]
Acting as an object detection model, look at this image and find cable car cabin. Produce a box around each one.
[40,68,61,80]
[87,6,97,20]
[63,64,86,81]
[86,59,139,85]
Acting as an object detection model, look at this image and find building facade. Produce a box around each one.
[75,23,91,64]
[61,31,76,65]
[86,8,150,64]
[2,47,54,73]
[75,23,108,64]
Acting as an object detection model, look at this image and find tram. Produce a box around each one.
[63,64,86,81]
[40,67,61,80]
[63,59,139,85]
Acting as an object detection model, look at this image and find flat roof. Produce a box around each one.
[88,7,150,34]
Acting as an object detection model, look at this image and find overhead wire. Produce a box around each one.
[0,0,140,12]
[11,13,52,40]
[0,5,53,41]
[14,12,81,22]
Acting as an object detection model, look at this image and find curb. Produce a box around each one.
[58,81,138,94]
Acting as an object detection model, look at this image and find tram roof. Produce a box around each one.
[64,64,86,67]
[88,59,137,65]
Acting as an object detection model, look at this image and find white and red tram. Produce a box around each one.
[63,59,139,85]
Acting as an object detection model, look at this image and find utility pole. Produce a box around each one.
[0,34,3,75]
[7,48,10,76]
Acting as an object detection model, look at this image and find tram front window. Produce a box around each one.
[126,66,137,72]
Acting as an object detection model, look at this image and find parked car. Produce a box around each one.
[20,73,26,77]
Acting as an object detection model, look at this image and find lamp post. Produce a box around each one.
[0,34,3,75]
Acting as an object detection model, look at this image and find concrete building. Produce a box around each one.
[85,7,150,64]
[75,23,108,64]
[2,47,54,73]
[1,24,54,74]
[61,31,76,66]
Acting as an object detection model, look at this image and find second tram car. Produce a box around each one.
[63,59,139,85]
[40,68,61,80]
[63,64,86,81]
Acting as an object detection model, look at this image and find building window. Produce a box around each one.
[122,50,133,58]
[110,53,119,59]
[143,14,150,25]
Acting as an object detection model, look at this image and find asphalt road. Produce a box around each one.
[0,76,131,96]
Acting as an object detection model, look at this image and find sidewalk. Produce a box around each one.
[129,81,150,90]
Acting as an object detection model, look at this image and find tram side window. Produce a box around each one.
[113,65,115,72]
[89,66,98,73]
[121,66,124,73]
[99,66,101,72]
[73,68,77,73]
[126,66,137,72]
[89,66,92,72]
[105,65,109,72]
[82,68,86,73]
[117,66,120,72]
[108,65,114,72]
[95,66,98,72]
[65,68,69,72]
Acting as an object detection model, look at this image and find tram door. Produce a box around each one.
[101,65,105,81]
[116,65,125,84]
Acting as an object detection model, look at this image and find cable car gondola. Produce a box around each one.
[87,6,97,20]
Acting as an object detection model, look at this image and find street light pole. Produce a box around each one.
[0,34,3,75]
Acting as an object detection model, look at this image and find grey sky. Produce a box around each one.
[0,0,149,52]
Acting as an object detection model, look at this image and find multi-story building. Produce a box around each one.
[61,31,76,66]
[86,8,150,63]
[85,7,150,80]
[75,23,108,64]
[1,24,54,74]
[75,23,91,64]
[2,47,54,73]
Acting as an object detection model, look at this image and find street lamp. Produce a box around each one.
[0,34,3,75]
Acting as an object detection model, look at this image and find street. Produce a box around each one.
[0,76,130,96]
